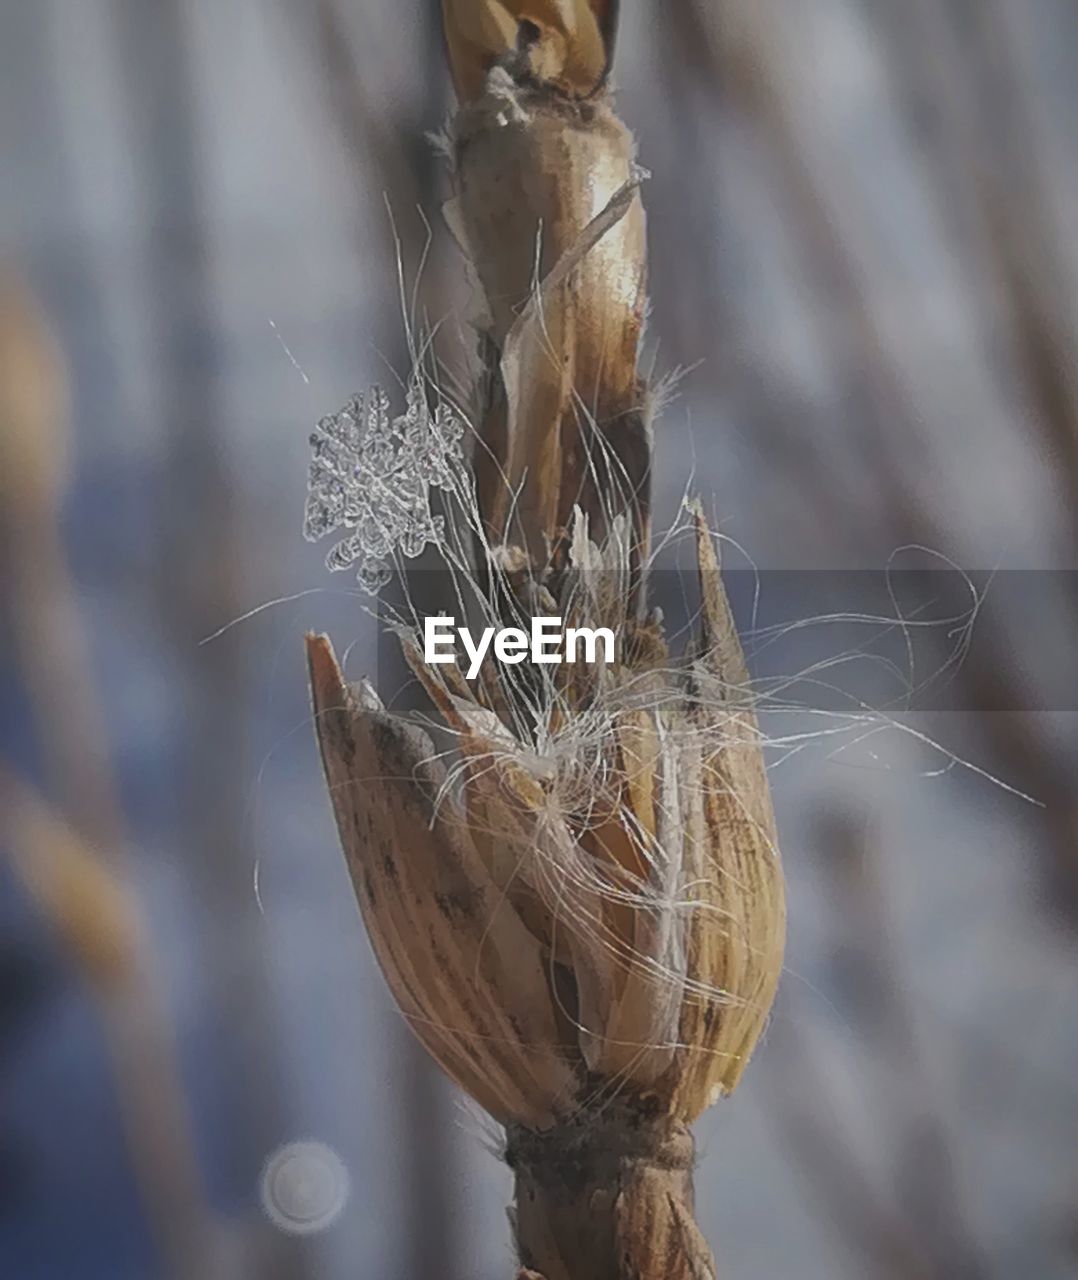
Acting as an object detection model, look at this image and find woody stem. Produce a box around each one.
[506,1107,714,1280]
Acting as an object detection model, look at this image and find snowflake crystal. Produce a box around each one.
[303,384,465,593]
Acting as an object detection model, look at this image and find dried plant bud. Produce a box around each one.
[307,9,786,1275]
[308,509,784,1279]
[442,1,618,103]
[444,13,648,563]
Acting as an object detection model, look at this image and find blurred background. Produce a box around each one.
[2,1,1076,1277]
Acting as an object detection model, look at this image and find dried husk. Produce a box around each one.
[308,637,575,1129]
[308,510,785,1279]
[444,26,650,563]
[308,7,786,1277]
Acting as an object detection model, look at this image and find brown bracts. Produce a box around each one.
[307,515,785,1280]
[307,6,786,1278]
[441,0,651,569]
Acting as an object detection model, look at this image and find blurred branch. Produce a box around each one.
[0,764,215,1278]
[0,274,121,853]
[306,0,426,211]
[0,272,229,1275]
[865,0,1078,537]
[966,0,1078,519]
[292,0,450,289]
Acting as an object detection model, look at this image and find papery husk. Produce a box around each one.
[659,509,787,1117]
[308,508,782,1280]
[308,5,786,1275]
[446,49,650,563]
[308,634,575,1129]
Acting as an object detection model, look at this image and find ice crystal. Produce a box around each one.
[303,384,465,592]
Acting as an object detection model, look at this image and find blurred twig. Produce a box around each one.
[866,0,1078,535]
[0,274,120,853]
[0,764,215,1278]
[0,273,221,1276]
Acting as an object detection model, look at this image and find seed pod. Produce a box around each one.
[309,512,784,1280]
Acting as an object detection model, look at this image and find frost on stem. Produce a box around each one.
[302,383,466,594]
